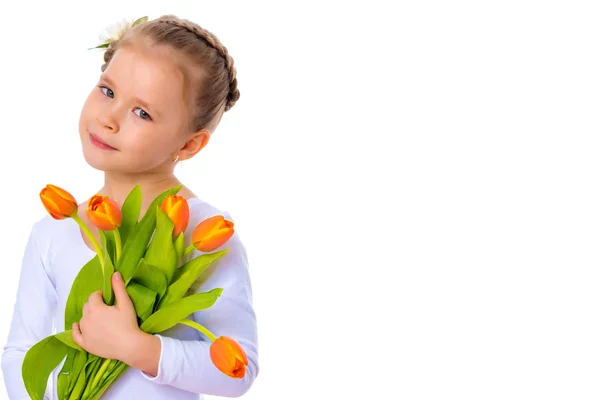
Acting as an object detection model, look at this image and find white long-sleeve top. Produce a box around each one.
[1,197,259,399]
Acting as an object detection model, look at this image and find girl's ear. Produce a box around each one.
[179,129,211,160]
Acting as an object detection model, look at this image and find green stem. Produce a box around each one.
[100,359,117,385]
[179,318,217,341]
[77,358,101,400]
[113,229,122,261]
[90,358,112,391]
[91,362,129,399]
[81,357,102,399]
[72,214,104,268]
[182,244,196,258]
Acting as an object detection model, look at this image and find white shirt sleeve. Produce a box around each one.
[2,221,58,400]
[140,221,259,397]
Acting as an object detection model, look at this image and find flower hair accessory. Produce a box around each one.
[90,16,148,50]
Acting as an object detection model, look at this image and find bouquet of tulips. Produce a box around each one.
[21,184,248,400]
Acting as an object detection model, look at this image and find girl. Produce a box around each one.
[1,14,258,399]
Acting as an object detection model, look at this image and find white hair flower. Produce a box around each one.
[91,16,148,50]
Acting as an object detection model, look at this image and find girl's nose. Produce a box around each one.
[96,108,120,133]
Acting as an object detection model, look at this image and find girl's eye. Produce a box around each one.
[101,87,114,98]
[134,108,152,121]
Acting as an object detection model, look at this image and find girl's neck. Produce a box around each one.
[97,171,184,214]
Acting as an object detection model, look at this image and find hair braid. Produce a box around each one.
[157,16,240,112]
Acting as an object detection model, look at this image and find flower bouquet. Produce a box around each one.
[21,184,248,399]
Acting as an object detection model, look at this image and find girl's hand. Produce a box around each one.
[72,272,141,361]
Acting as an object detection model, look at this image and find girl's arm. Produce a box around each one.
[137,220,259,397]
[1,221,58,400]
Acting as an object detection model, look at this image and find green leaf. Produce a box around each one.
[57,347,74,399]
[157,250,228,309]
[30,331,83,399]
[131,258,168,302]
[88,42,110,50]
[140,288,223,334]
[54,329,83,351]
[100,230,115,305]
[116,185,182,282]
[69,355,98,399]
[82,357,102,396]
[100,231,116,267]
[115,210,155,283]
[127,282,158,321]
[120,185,142,246]
[62,349,87,399]
[64,256,103,329]
[174,232,185,260]
[69,366,87,399]
[99,224,117,266]
[22,335,69,400]
[144,208,178,284]
[132,16,148,26]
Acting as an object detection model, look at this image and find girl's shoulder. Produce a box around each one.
[29,214,79,247]
[25,215,85,278]
[187,197,233,222]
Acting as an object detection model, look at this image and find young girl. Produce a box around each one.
[1,14,258,399]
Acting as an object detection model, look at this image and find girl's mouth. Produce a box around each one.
[89,132,118,151]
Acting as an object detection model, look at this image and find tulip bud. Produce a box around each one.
[40,184,78,220]
[87,195,122,231]
[160,195,190,237]
[209,336,248,379]
[192,215,234,252]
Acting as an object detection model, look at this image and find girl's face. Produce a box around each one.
[79,44,194,174]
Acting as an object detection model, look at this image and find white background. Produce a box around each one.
[0,0,599,399]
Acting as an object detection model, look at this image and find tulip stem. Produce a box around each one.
[72,214,104,267]
[94,358,112,385]
[113,229,122,261]
[179,318,217,341]
[183,244,196,258]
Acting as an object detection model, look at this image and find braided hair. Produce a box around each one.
[100,15,240,132]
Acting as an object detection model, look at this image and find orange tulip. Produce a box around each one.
[192,215,234,252]
[210,336,248,379]
[40,184,78,220]
[87,195,122,231]
[161,195,190,237]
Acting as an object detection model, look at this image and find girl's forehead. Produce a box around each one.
[105,46,187,105]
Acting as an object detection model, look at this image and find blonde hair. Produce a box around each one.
[99,15,240,132]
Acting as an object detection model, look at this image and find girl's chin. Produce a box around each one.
[82,151,118,171]
[82,151,156,174]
